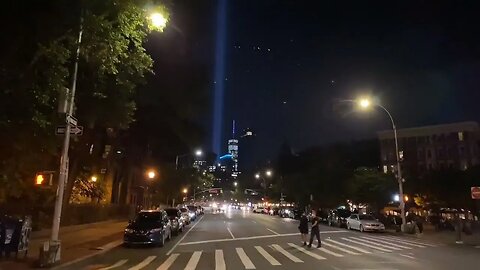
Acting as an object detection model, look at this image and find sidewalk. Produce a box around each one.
[390,223,480,246]
[0,220,127,269]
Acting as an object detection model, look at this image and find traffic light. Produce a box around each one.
[35,171,54,187]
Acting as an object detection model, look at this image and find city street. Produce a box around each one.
[61,209,479,270]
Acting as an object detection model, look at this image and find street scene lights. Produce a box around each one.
[183,188,188,194]
[176,148,203,170]
[266,170,272,177]
[348,96,407,230]
[90,176,97,182]
[195,149,203,156]
[149,12,168,31]
[146,169,156,180]
[233,181,238,187]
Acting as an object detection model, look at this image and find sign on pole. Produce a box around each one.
[471,187,480,199]
[56,126,83,136]
[66,114,78,126]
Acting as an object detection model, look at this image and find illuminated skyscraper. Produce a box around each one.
[228,120,239,176]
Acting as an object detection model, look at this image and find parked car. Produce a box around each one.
[279,207,295,218]
[187,205,197,221]
[269,207,280,215]
[124,210,172,247]
[346,214,385,232]
[328,209,351,228]
[179,207,191,225]
[164,208,184,235]
[253,206,265,213]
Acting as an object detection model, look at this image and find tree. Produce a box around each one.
[347,167,397,211]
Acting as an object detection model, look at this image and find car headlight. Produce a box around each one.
[124,228,134,234]
[285,210,291,214]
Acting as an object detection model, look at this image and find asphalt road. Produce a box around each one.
[63,209,479,270]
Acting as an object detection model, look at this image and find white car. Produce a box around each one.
[346,214,385,232]
[253,206,265,213]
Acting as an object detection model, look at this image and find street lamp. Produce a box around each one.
[347,96,407,229]
[255,173,260,179]
[195,149,203,156]
[147,170,156,180]
[90,176,97,182]
[149,12,168,31]
[266,170,272,177]
[233,181,238,187]
[183,188,188,194]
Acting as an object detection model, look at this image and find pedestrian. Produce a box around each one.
[308,210,321,248]
[298,212,309,246]
[416,214,424,234]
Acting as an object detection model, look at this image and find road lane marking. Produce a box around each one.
[236,248,256,269]
[372,236,427,248]
[324,239,371,254]
[313,243,344,257]
[166,215,205,255]
[288,243,326,260]
[215,249,226,270]
[399,254,415,259]
[271,244,303,262]
[377,236,437,247]
[128,256,156,270]
[99,259,128,270]
[350,237,403,250]
[227,227,235,239]
[185,251,202,270]
[255,246,281,265]
[359,236,413,249]
[157,253,179,270]
[320,241,360,255]
[179,231,348,245]
[266,228,279,235]
[342,238,393,252]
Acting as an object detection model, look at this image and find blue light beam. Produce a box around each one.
[212,0,228,159]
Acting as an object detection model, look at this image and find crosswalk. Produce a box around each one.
[96,235,438,270]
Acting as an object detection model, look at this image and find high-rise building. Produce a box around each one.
[228,120,239,175]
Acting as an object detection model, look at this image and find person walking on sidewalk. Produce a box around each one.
[298,212,309,246]
[308,210,321,248]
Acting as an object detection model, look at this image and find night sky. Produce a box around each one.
[150,1,480,170]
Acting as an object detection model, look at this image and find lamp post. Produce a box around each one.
[176,149,203,170]
[346,97,406,229]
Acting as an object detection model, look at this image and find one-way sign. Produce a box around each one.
[56,126,83,136]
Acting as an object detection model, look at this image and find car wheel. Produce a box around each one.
[359,225,364,232]
[347,223,351,230]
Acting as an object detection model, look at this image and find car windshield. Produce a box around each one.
[135,212,161,223]
[359,215,376,220]
[164,209,178,216]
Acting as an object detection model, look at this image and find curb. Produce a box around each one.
[32,220,126,239]
[51,239,123,270]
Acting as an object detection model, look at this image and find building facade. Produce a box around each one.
[378,121,480,176]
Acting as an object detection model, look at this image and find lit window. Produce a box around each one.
[458,132,464,141]
[383,165,388,173]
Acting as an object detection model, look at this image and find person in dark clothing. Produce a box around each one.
[298,213,309,246]
[308,210,321,248]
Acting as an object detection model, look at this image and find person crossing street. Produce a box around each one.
[308,209,321,248]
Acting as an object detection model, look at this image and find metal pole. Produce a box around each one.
[175,155,179,170]
[51,16,83,242]
[378,104,406,229]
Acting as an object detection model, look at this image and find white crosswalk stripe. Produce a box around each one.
[324,238,372,254]
[236,247,256,269]
[320,241,361,255]
[287,243,326,260]
[374,236,428,248]
[271,244,303,262]
[215,249,226,270]
[99,259,128,270]
[377,236,437,247]
[157,253,179,270]
[341,237,393,252]
[128,256,157,270]
[255,246,281,265]
[349,237,403,251]
[359,236,413,249]
[93,235,440,270]
[185,251,202,270]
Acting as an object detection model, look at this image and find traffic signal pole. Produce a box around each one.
[51,17,83,248]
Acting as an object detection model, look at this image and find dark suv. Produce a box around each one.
[327,209,351,228]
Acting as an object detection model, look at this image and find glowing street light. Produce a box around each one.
[183,188,188,194]
[266,170,273,177]
[149,12,168,31]
[195,149,203,156]
[358,98,371,109]
[255,173,260,179]
[147,170,156,179]
[91,176,98,182]
[233,181,238,187]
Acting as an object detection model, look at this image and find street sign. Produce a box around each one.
[66,114,78,126]
[56,126,83,136]
[471,187,480,199]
